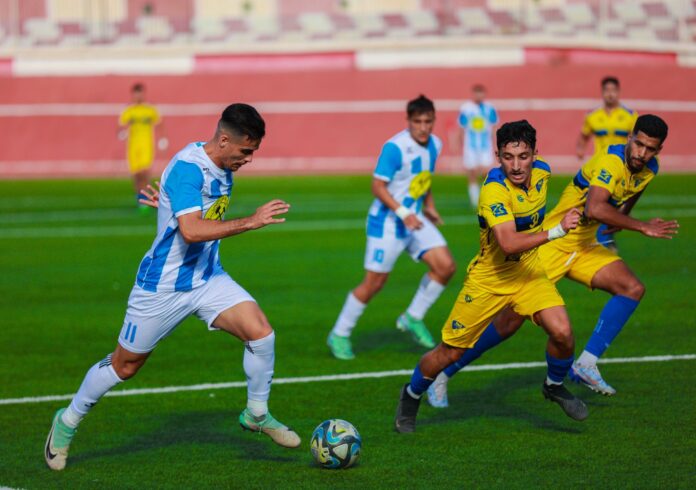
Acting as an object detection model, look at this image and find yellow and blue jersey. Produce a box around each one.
[582,106,638,156]
[544,144,658,252]
[466,160,551,294]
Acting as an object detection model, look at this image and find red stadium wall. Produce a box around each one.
[0,50,695,178]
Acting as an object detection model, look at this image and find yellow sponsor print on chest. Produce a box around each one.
[471,116,486,132]
[409,170,432,199]
[205,195,229,221]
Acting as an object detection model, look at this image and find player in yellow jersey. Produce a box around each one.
[119,83,162,213]
[395,120,589,432]
[426,115,678,406]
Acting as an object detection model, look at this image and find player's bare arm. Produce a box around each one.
[492,208,581,256]
[576,132,591,160]
[599,190,643,235]
[422,192,444,226]
[371,177,423,230]
[178,199,290,243]
[585,186,679,239]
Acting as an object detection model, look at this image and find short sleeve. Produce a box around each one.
[119,107,131,126]
[479,182,514,228]
[374,142,402,182]
[489,106,498,124]
[458,112,468,128]
[581,114,593,136]
[588,155,623,193]
[163,160,204,217]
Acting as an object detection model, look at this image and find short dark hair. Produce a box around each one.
[496,120,537,151]
[407,95,435,118]
[131,82,145,92]
[601,76,620,88]
[633,114,668,144]
[219,103,266,141]
[472,84,486,92]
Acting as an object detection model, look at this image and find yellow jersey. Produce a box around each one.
[544,144,658,252]
[119,103,160,151]
[467,160,551,295]
[581,105,638,156]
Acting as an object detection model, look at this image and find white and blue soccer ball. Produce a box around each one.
[310,419,361,469]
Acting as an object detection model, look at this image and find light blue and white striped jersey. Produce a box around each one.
[368,129,442,239]
[459,101,498,152]
[135,142,232,292]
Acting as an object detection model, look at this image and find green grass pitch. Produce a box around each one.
[0,174,694,489]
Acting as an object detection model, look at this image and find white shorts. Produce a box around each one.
[364,217,447,273]
[118,272,255,354]
[463,148,494,169]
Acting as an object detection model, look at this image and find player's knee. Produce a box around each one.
[622,279,645,301]
[549,327,574,352]
[439,259,457,281]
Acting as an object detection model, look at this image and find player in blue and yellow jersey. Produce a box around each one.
[395,120,589,432]
[427,115,678,407]
[577,76,639,248]
[119,83,162,213]
[327,95,457,360]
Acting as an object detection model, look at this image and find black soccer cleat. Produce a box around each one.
[542,382,589,421]
[395,383,422,433]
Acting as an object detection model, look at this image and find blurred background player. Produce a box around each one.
[428,115,678,406]
[576,77,638,250]
[395,121,587,432]
[119,82,163,214]
[451,84,499,208]
[327,95,456,360]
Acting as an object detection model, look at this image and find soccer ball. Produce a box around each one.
[310,419,361,469]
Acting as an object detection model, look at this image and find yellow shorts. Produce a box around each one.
[127,145,154,174]
[441,272,564,349]
[539,241,621,288]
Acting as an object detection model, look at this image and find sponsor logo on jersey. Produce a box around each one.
[451,319,466,329]
[205,195,229,221]
[490,203,508,217]
[409,170,432,199]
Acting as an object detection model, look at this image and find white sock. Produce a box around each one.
[545,376,563,386]
[577,350,599,367]
[62,353,123,428]
[468,182,480,208]
[244,331,275,417]
[331,292,367,338]
[406,274,446,321]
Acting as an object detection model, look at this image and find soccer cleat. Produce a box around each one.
[395,383,422,433]
[569,363,617,396]
[542,382,589,421]
[327,333,355,360]
[426,372,449,408]
[44,408,77,471]
[239,409,301,448]
[396,313,436,348]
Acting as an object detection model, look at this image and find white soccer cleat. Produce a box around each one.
[44,408,76,471]
[569,362,617,396]
[426,372,450,408]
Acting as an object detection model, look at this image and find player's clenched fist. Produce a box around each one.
[560,208,582,232]
[403,213,424,231]
[250,199,291,228]
[640,217,679,239]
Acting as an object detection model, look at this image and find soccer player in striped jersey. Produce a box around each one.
[327,95,457,360]
[427,115,678,407]
[45,104,300,471]
[395,121,588,433]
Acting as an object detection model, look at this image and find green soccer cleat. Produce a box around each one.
[44,408,77,471]
[239,409,301,448]
[327,332,355,360]
[396,313,436,348]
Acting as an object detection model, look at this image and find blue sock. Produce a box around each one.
[408,364,434,397]
[546,352,574,383]
[584,295,640,358]
[443,322,504,377]
[137,193,147,204]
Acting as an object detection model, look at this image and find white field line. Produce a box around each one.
[1,98,696,117]
[0,207,693,240]
[1,354,694,407]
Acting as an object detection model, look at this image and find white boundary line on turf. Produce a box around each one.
[1,354,693,407]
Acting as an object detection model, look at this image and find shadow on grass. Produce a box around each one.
[417,370,588,434]
[69,410,299,465]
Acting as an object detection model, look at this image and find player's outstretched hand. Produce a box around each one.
[404,213,424,231]
[138,181,161,209]
[424,208,444,226]
[249,199,290,229]
[560,208,582,232]
[641,218,679,239]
